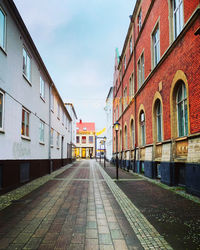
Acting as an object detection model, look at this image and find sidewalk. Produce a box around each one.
[0,160,142,250]
[101,160,200,250]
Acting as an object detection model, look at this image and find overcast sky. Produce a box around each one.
[13,0,136,132]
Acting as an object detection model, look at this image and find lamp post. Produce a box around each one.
[114,121,120,180]
[103,136,106,168]
[100,140,103,164]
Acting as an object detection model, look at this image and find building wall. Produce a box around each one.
[112,0,200,196]
[0,0,73,193]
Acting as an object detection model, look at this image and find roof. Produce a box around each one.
[65,103,78,119]
[76,122,95,132]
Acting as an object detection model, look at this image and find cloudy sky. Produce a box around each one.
[13,0,136,132]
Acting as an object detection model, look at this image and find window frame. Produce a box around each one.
[39,120,45,144]
[50,89,54,112]
[89,136,93,144]
[173,0,184,40]
[0,6,6,51]
[76,136,80,144]
[138,9,142,32]
[130,119,135,148]
[0,90,4,132]
[124,125,128,150]
[22,47,31,83]
[82,136,86,144]
[40,76,45,101]
[140,111,145,146]
[129,36,133,55]
[156,100,162,142]
[152,24,160,68]
[21,108,30,139]
[176,83,188,137]
[137,52,145,89]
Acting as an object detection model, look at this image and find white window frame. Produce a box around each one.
[152,25,160,68]
[50,128,54,146]
[173,0,184,39]
[39,120,45,144]
[138,53,144,89]
[21,108,30,138]
[57,103,60,119]
[56,132,60,148]
[23,47,31,82]
[0,7,6,51]
[138,9,142,32]
[140,111,145,146]
[0,90,4,131]
[40,76,45,100]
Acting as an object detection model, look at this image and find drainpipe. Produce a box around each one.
[133,21,137,172]
[49,83,53,173]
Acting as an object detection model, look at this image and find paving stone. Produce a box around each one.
[13,233,32,244]
[23,237,42,249]
[7,244,25,250]
[99,245,114,250]
[86,221,97,229]
[85,239,99,250]
[98,226,110,234]
[110,229,124,240]
[86,229,98,239]
[0,237,14,249]
[71,233,85,244]
[99,233,112,245]
[113,239,129,250]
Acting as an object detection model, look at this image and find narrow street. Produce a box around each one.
[0,160,199,250]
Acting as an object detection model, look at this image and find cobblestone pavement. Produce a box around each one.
[102,162,200,250]
[0,160,143,249]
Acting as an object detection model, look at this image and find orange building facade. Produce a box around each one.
[113,0,200,196]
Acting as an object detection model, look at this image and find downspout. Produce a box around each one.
[49,83,53,173]
[133,21,137,172]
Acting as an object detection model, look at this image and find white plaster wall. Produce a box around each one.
[145,146,153,161]
[187,138,200,163]
[0,1,71,161]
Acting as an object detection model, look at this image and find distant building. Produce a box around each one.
[0,0,73,193]
[65,103,78,159]
[104,87,113,161]
[113,0,200,196]
[75,120,95,158]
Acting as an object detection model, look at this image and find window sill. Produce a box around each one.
[175,136,188,142]
[0,129,5,134]
[23,74,32,86]
[57,147,60,150]
[0,46,7,56]
[21,135,31,141]
[39,141,45,145]
[40,96,45,103]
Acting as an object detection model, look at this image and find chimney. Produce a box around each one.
[80,119,82,124]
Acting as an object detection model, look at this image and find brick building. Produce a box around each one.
[113,0,200,196]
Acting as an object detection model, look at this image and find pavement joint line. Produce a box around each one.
[98,163,173,250]
[0,163,75,211]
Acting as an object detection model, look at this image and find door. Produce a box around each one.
[82,148,86,158]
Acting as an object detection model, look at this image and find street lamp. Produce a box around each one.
[100,140,103,164]
[113,121,120,180]
[103,136,107,168]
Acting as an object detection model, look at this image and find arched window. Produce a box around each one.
[124,125,128,150]
[130,120,135,148]
[156,100,162,142]
[140,111,145,146]
[177,83,188,137]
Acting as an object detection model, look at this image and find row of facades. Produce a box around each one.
[0,0,77,193]
[111,0,200,196]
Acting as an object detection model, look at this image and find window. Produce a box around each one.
[138,9,142,32]
[89,136,93,143]
[23,48,31,82]
[0,91,4,130]
[156,100,162,142]
[40,76,45,100]
[177,83,188,137]
[123,87,128,110]
[124,56,126,70]
[129,36,132,55]
[173,0,183,39]
[138,53,144,89]
[56,132,60,148]
[124,125,128,150]
[57,103,60,119]
[140,111,145,146]
[131,120,135,148]
[21,108,30,137]
[152,26,160,67]
[83,127,87,131]
[129,73,134,99]
[76,136,80,143]
[51,89,54,111]
[50,128,54,146]
[62,110,64,125]
[0,8,6,50]
[82,136,86,144]
[39,120,45,143]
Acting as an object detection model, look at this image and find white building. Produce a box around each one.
[65,103,78,159]
[0,0,73,192]
[104,87,113,161]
